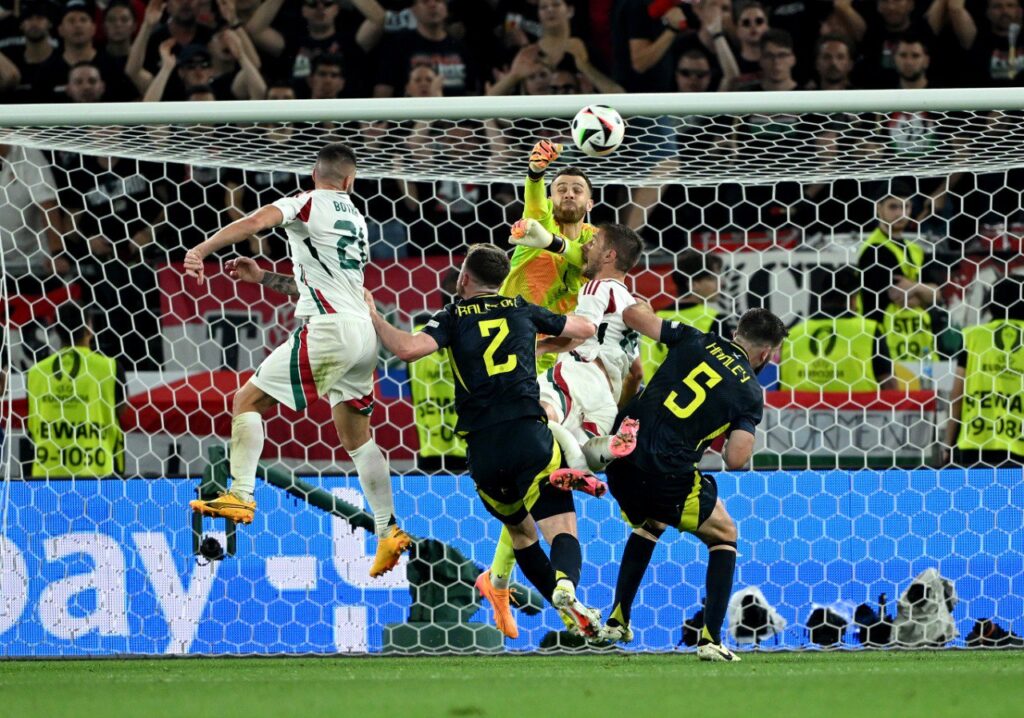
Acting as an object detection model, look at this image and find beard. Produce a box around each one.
[552,202,586,225]
[899,69,925,82]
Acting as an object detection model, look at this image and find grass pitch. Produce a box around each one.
[2,651,1022,718]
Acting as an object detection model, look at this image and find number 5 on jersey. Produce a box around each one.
[664,362,723,419]
[480,318,517,376]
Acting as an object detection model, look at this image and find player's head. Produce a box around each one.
[990,275,1024,320]
[583,224,643,279]
[876,180,913,236]
[550,167,593,225]
[673,250,722,301]
[55,302,93,349]
[733,308,787,373]
[313,143,357,191]
[458,244,511,297]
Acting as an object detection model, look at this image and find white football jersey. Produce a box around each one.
[572,278,640,399]
[272,190,370,319]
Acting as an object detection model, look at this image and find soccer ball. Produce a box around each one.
[571,105,626,157]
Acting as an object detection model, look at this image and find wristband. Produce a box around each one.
[711,32,725,41]
[549,235,567,254]
[527,168,545,181]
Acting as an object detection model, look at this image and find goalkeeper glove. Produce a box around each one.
[528,140,562,177]
[509,219,568,254]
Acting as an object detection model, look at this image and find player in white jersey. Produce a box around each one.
[536,224,644,472]
[182,144,411,578]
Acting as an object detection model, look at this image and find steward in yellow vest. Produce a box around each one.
[26,304,124,478]
[409,317,466,472]
[947,277,1024,467]
[780,277,895,393]
[641,250,728,383]
[856,189,939,364]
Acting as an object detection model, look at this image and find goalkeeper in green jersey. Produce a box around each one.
[475,139,617,640]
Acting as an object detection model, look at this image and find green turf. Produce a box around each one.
[2,651,1022,718]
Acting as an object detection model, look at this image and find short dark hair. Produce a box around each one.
[679,48,711,64]
[599,223,643,272]
[551,166,593,195]
[673,250,723,293]
[316,143,357,180]
[463,244,510,287]
[55,302,90,347]
[991,275,1024,319]
[895,33,930,55]
[69,60,101,76]
[736,307,788,347]
[312,53,344,74]
[760,29,793,51]
[816,33,853,58]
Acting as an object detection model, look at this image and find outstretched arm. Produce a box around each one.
[623,300,664,341]
[365,291,440,362]
[184,204,283,284]
[224,257,299,297]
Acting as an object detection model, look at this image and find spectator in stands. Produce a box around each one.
[530,0,621,93]
[186,82,215,100]
[807,34,855,90]
[844,0,943,88]
[780,268,895,393]
[304,51,344,99]
[485,44,552,96]
[265,77,296,100]
[857,183,940,366]
[3,1,65,102]
[893,34,929,90]
[948,0,1024,86]
[0,143,66,289]
[25,302,126,478]
[548,63,581,93]
[207,25,266,99]
[99,0,142,99]
[612,0,685,92]
[946,275,1024,467]
[754,28,797,90]
[375,0,473,97]
[692,0,735,91]
[139,0,214,73]
[640,250,730,382]
[66,60,106,102]
[729,0,770,90]
[676,48,714,92]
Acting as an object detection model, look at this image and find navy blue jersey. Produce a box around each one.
[619,321,764,476]
[421,293,567,433]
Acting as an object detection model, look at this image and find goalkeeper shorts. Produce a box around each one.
[250,315,377,413]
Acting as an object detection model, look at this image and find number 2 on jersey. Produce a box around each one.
[334,219,369,269]
[664,361,723,419]
[479,318,517,376]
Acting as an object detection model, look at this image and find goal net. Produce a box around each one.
[2,90,1023,656]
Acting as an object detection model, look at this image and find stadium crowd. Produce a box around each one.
[2,0,1022,377]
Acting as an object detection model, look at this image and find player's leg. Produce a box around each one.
[691,490,741,662]
[329,320,410,578]
[189,350,284,523]
[597,459,665,644]
[580,416,640,470]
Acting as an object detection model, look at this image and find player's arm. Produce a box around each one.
[183,205,283,284]
[524,140,560,220]
[527,301,596,341]
[365,290,441,362]
[619,356,644,408]
[224,257,300,297]
[723,429,755,470]
[623,300,664,341]
[508,219,588,268]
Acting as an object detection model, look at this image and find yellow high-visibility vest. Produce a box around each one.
[779,316,881,392]
[957,319,1024,455]
[26,347,123,478]
[409,323,466,459]
[857,228,936,362]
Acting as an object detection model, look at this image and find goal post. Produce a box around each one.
[2,89,1024,656]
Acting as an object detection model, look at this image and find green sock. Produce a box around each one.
[489,527,517,590]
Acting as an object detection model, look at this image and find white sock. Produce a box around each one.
[582,435,614,471]
[348,439,396,537]
[229,412,263,501]
[549,422,588,470]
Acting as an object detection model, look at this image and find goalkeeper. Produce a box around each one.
[475,140,605,638]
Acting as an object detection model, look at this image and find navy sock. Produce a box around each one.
[702,546,737,644]
[512,541,556,601]
[609,531,658,626]
[549,533,582,587]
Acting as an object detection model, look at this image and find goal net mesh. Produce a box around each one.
[1,100,1023,656]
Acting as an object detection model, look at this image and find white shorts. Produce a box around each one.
[537,357,618,441]
[251,314,378,414]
